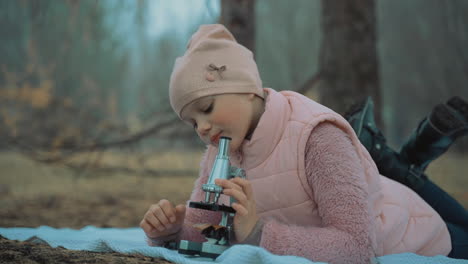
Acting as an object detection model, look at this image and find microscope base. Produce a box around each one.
[178,240,228,259]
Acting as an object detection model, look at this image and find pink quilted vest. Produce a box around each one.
[195,88,451,256]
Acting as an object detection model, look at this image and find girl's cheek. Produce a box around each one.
[210,111,225,123]
[212,108,238,123]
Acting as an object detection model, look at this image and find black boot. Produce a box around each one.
[346,98,468,229]
[344,97,426,190]
[400,96,468,171]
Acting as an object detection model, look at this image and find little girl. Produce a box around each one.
[140,24,463,263]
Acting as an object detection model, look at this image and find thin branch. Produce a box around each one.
[65,163,198,178]
[9,115,179,164]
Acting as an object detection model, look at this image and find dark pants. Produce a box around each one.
[447,223,468,259]
[416,179,468,259]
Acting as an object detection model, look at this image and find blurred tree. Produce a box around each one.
[317,0,382,127]
[0,0,133,160]
[378,0,468,150]
[1,0,218,172]
[220,0,255,53]
[255,0,321,95]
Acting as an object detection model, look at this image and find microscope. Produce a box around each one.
[177,136,246,258]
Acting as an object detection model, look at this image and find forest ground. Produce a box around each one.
[0,150,467,263]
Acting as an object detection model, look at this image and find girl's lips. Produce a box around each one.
[211,133,221,144]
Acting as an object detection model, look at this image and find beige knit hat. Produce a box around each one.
[169,24,264,117]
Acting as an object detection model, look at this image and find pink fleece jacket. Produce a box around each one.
[178,88,451,263]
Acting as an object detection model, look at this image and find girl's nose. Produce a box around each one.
[196,120,211,135]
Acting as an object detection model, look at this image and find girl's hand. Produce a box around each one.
[140,199,186,239]
[215,178,258,243]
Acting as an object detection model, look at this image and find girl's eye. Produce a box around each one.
[203,103,213,114]
[193,122,198,129]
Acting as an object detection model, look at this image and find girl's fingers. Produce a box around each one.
[150,203,173,230]
[140,219,156,235]
[174,204,186,220]
[143,208,164,231]
[231,177,254,198]
[152,210,170,232]
[141,217,167,237]
[223,188,248,205]
[215,178,256,218]
[140,200,185,240]
[153,209,173,230]
[231,202,248,216]
[159,200,177,223]
[215,179,242,192]
[217,178,253,198]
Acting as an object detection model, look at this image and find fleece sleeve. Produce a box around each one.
[259,122,376,264]
[147,149,222,245]
[178,149,222,242]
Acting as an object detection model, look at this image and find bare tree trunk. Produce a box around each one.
[220,0,256,54]
[318,0,382,127]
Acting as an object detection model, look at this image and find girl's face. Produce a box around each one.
[180,93,264,152]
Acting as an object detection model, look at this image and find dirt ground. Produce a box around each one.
[0,150,467,263]
[0,151,202,264]
[0,235,173,264]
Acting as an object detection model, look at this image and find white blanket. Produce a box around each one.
[0,226,466,264]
